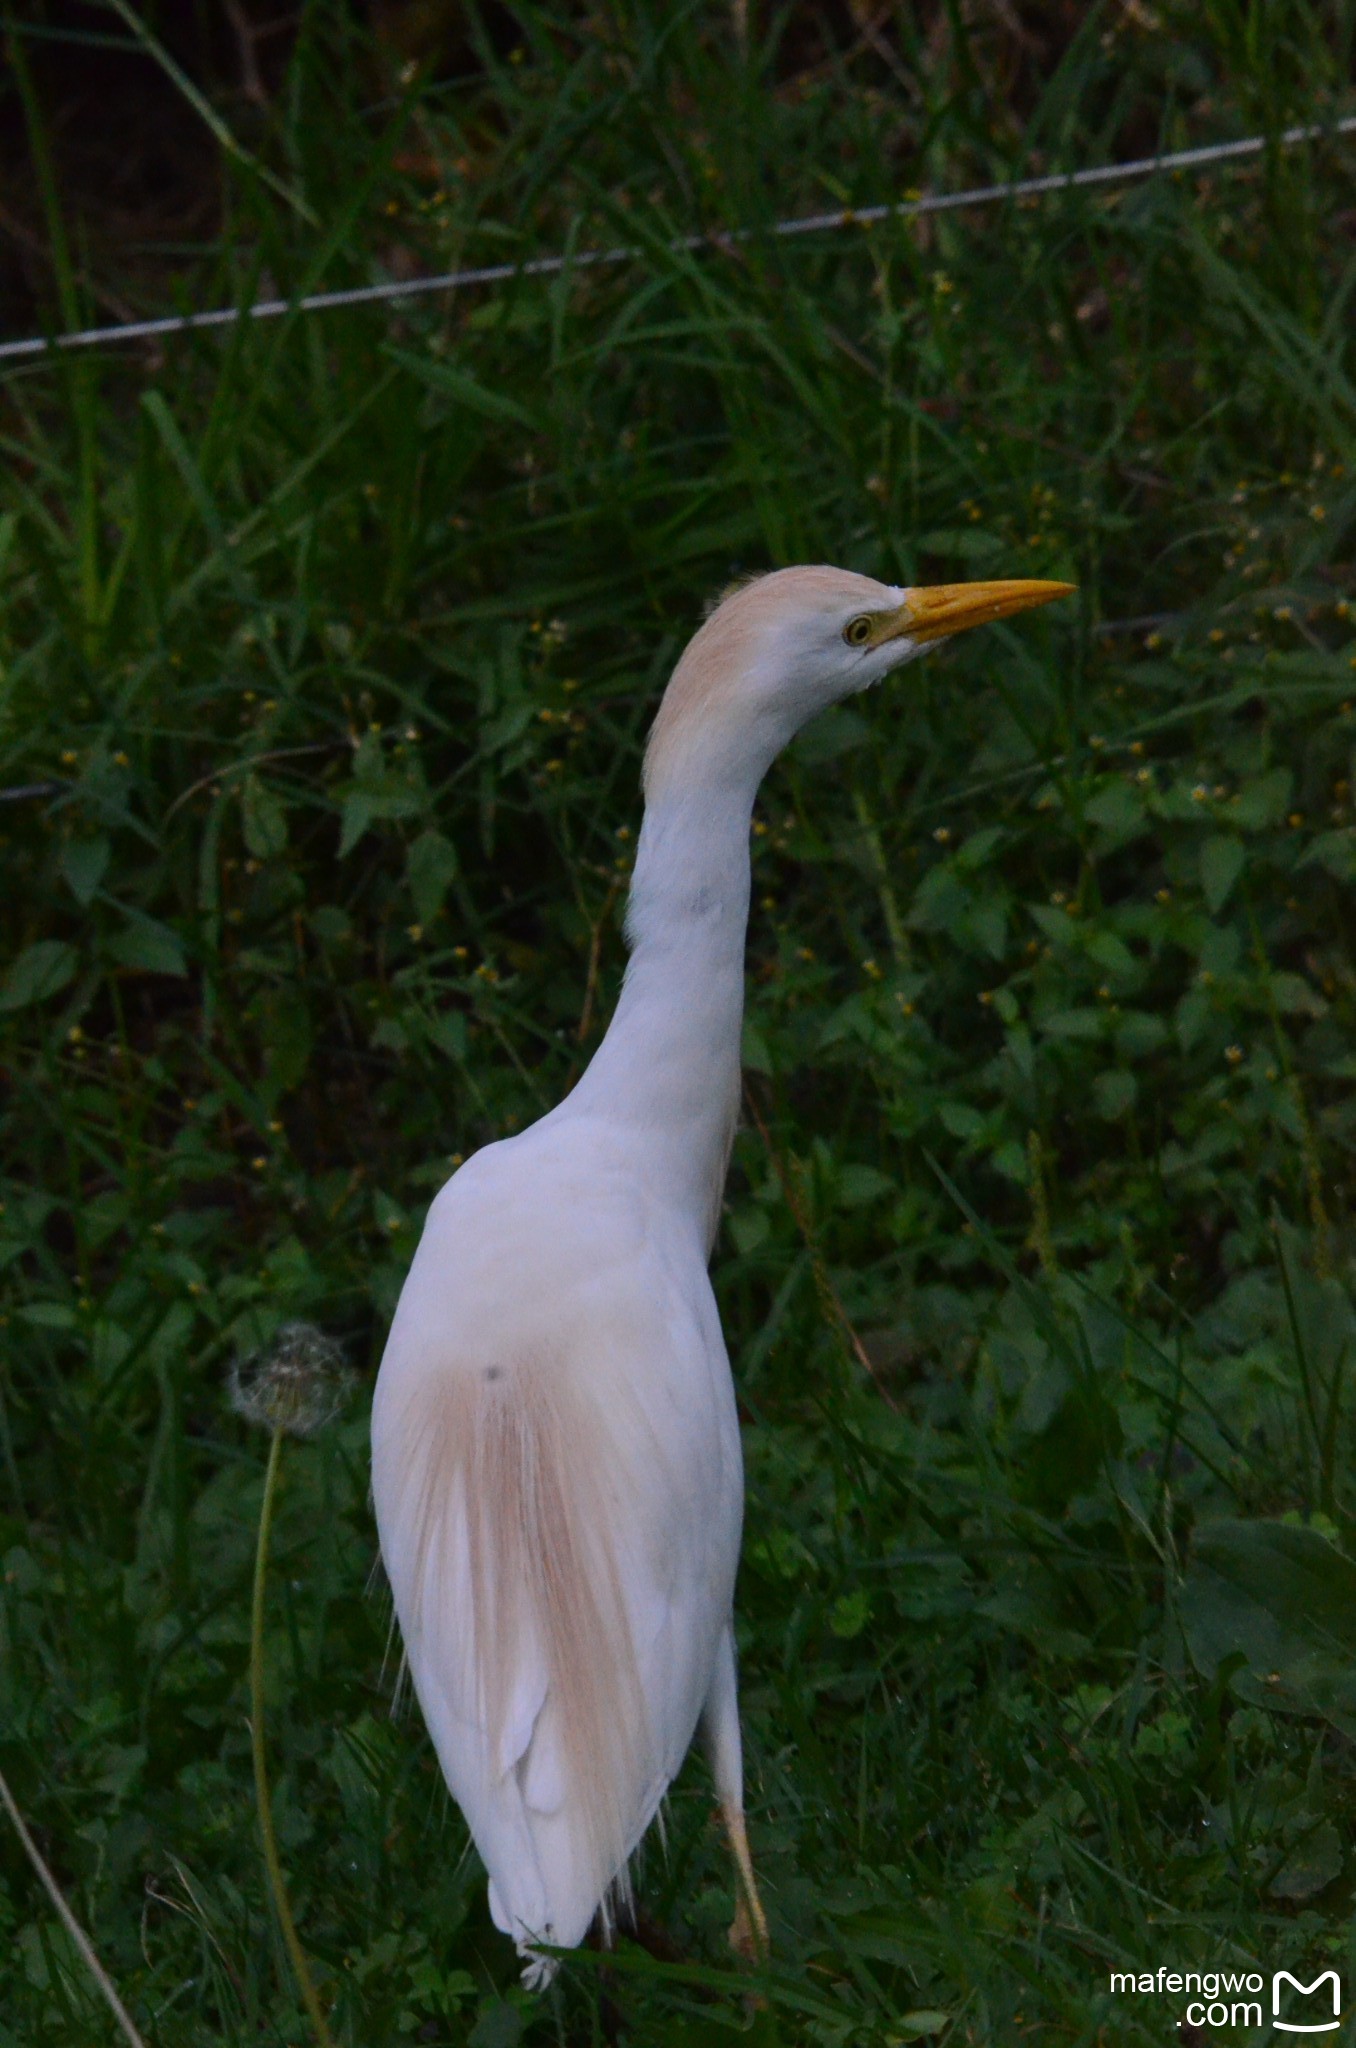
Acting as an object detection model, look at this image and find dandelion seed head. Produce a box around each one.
[230,1322,354,1439]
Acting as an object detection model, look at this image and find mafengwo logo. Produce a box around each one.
[1108,1966,1342,2033]
[1273,1972,1342,2034]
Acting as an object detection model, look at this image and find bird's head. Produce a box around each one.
[645,563,1073,797]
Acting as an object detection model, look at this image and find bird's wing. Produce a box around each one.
[371,1154,742,1967]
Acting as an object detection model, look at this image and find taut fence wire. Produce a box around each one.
[1,112,1353,365]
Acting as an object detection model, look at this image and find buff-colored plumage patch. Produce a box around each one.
[398,1357,647,1934]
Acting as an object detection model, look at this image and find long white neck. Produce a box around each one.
[564,764,756,1247]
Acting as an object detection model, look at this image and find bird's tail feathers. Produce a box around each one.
[398,1355,649,1946]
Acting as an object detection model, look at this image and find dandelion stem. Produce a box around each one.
[0,1760,148,2048]
[250,1424,338,2048]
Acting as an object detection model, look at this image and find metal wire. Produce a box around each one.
[2,112,1352,365]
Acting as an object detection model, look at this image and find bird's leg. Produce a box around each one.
[722,1800,769,1962]
[702,1625,769,1963]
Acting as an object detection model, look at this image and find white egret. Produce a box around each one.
[371,565,1073,1985]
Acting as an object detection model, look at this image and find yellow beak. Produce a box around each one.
[875,578,1076,646]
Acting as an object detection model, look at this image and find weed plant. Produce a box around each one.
[2,5,1356,2043]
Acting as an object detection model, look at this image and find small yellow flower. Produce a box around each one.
[933,826,952,844]
[1225,1045,1243,1064]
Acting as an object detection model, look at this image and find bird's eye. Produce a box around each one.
[843,615,874,647]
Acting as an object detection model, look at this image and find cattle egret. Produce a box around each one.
[371,565,1073,1985]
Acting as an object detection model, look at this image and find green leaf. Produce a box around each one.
[917,526,1003,562]
[388,346,541,429]
[1115,1010,1169,1058]
[1092,1069,1136,1119]
[1028,903,1076,945]
[955,826,1005,870]
[0,941,77,1011]
[790,705,869,765]
[1269,1821,1343,1900]
[895,2014,951,2042]
[1300,828,1356,880]
[16,1301,78,1330]
[966,899,1008,959]
[741,1019,772,1074]
[1270,971,1326,1016]
[407,830,460,924]
[241,773,289,859]
[1230,767,1292,829]
[1200,834,1245,913]
[728,1206,770,1255]
[829,1588,871,1638]
[337,733,428,856]
[259,987,313,1097]
[1180,1519,1356,1734]
[1084,781,1146,836]
[467,2000,526,2048]
[837,1165,895,1205]
[908,865,966,931]
[61,837,110,906]
[1086,930,1137,981]
[1034,1005,1103,1041]
[108,915,186,977]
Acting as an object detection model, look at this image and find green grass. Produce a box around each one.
[2,4,1356,2042]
